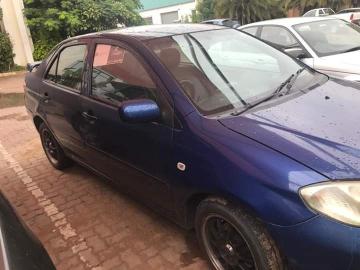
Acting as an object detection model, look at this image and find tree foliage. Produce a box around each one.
[194,0,216,22]
[24,0,144,59]
[0,32,14,72]
[213,0,284,25]
[195,0,356,24]
[285,0,355,13]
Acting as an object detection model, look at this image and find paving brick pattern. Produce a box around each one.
[0,106,209,270]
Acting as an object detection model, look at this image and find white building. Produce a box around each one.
[139,0,196,24]
[0,0,34,66]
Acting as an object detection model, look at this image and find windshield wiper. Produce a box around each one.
[230,67,305,116]
[187,34,248,107]
[344,46,360,53]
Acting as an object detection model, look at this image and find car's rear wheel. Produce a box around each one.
[195,197,284,270]
[39,123,71,170]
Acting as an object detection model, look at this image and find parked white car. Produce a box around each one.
[331,8,360,25]
[239,17,360,82]
[303,8,335,17]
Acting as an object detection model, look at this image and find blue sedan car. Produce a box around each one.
[24,24,360,270]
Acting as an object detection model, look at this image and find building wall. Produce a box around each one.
[0,0,33,66]
[139,2,196,24]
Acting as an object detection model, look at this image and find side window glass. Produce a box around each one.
[261,26,299,48]
[242,27,258,36]
[91,44,156,105]
[46,57,58,82]
[56,45,87,92]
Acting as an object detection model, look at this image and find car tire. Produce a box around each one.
[39,123,71,170]
[195,197,284,270]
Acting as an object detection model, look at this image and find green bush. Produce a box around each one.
[0,32,15,72]
[33,39,59,61]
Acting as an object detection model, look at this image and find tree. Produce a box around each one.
[0,32,14,72]
[285,0,354,13]
[194,0,216,22]
[24,0,144,59]
[214,0,284,25]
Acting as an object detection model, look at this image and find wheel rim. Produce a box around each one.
[42,129,59,164]
[202,214,257,270]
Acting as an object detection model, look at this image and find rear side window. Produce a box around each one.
[261,26,299,48]
[303,10,316,17]
[91,44,156,105]
[242,27,258,36]
[45,44,87,92]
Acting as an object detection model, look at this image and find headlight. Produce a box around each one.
[300,181,360,227]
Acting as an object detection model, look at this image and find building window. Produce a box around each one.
[161,11,178,24]
[144,17,153,25]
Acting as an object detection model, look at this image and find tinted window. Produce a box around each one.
[324,9,335,15]
[46,57,57,82]
[91,44,156,105]
[242,27,258,36]
[46,45,87,92]
[261,26,299,48]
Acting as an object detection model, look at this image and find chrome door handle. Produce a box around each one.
[81,111,98,122]
[43,92,51,103]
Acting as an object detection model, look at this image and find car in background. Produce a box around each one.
[0,191,56,270]
[201,18,240,28]
[25,24,360,270]
[239,17,360,82]
[303,8,335,17]
[332,8,360,25]
[337,7,360,14]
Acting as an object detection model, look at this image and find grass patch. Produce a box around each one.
[0,93,25,109]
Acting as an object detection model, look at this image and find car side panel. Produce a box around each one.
[171,112,324,227]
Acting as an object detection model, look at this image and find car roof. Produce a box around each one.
[77,23,225,41]
[239,16,339,29]
[202,19,232,23]
[339,8,360,11]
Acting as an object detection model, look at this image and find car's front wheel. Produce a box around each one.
[195,197,284,270]
[39,123,71,170]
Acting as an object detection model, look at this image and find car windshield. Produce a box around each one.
[293,19,360,57]
[146,29,318,115]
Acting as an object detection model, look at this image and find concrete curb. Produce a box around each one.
[0,71,27,78]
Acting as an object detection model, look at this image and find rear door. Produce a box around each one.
[41,41,89,158]
[78,39,175,211]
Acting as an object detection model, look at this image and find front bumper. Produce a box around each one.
[267,215,360,270]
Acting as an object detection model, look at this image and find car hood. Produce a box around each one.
[316,50,360,75]
[219,79,360,180]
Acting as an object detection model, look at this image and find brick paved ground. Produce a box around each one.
[0,106,209,270]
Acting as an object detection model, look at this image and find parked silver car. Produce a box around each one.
[239,17,360,82]
[303,8,335,17]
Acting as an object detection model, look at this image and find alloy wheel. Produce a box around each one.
[202,214,257,270]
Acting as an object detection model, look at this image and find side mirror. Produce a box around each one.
[119,99,160,123]
[284,47,307,59]
[26,61,42,72]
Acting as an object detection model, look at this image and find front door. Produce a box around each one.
[79,40,175,211]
